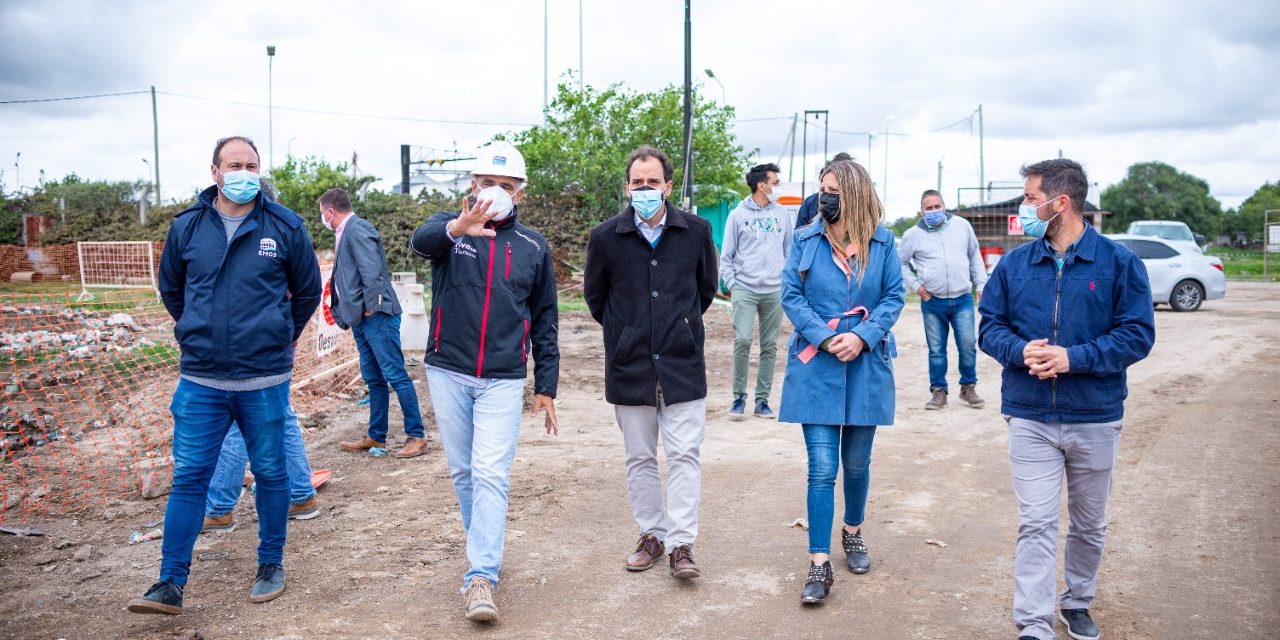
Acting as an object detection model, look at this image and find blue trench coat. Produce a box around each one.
[777,223,904,426]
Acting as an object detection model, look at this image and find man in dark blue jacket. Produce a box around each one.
[128,136,321,616]
[410,141,559,624]
[979,159,1155,640]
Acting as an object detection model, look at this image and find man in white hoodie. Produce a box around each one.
[720,163,793,419]
[898,189,988,410]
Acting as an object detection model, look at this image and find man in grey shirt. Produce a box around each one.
[720,163,793,419]
[898,189,987,410]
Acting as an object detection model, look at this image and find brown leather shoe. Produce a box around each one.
[288,496,320,520]
[625,533,665,571]
[201,513,235,533]
[391,436,429,458]
[338,436,385,452]
[668,544,700,579]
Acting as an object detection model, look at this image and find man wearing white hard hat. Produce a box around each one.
[410,140,560,623]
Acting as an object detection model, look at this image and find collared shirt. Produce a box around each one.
[1044,237,1080,271]
[635,210,667,247]
[333,212,354,250]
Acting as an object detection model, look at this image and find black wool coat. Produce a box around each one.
[583,203,718,406]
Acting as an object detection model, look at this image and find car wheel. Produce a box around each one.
[1170,279,1204,312]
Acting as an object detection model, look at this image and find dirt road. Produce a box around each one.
[2,282,1276,640]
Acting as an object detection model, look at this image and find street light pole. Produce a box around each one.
[267,45,276,171]
[140,158,151,224]
[704,68,724,104]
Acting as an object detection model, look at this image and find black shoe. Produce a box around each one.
[842,529,870,574]
[1018,636,1038,640]
[729,396,746,418]
[249,563,286,603]
[126,579,184,615]
[799,561,834,604]
[1059,608,1100,640]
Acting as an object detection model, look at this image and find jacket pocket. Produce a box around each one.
[672,317,697,356]
[879,332,896,364]
[612,326,639,364]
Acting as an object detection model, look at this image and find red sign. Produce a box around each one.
[1007,215,1024,235]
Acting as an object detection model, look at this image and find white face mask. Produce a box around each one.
[766,186,781,204]
[477,185,515,221]
[322,209,334,232]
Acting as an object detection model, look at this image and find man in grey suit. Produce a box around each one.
[322,188,428,459]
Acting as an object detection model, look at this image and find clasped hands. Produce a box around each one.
[823,332,865,362]
[1023,338,1069,380]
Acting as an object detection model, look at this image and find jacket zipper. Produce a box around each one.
[521,318,530,363]
[939,229,950,298]
[433,305,443,352]
[504,242,512,279]
[1051,264,1063,414]
[476,233,497,377]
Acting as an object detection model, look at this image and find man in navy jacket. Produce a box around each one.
[128,136,321,615]
[979,159,1155,640]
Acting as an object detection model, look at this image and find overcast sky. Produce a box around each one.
[1,0,1277,219]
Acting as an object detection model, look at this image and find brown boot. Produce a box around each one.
[288,496,320,520]
[201,513,235,533]
[668,544,700,579]
[338,436,385,452]
[925,387,947,410]
[391,436,429,458]
[625,533,665,571]
[959,383,985,408]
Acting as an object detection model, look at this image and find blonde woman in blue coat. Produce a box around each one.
[778,159,904,605]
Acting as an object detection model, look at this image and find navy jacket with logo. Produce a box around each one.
[159,186,322,379]
[978,223,1155,423]
[410,208,559,398]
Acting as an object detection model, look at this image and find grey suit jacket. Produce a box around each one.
[330,214,402,329]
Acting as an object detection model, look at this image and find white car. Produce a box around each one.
[1108,234,1226,312]
[1126,220,1206,254]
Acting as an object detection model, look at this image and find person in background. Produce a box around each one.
[979,158,1155,640]
[778,159,904,605]
[897,189,988,410]
[410,141,559,623]
[324,187,428,459]
[584,145,718,582]
[720,162,793,419]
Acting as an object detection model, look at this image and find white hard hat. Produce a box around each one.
[472,141,527,182]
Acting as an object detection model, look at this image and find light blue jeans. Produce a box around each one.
[921,294,978,391]
[206,404,316,516]
[426,366,525,592]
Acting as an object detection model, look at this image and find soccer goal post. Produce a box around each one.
[76,241,159,301]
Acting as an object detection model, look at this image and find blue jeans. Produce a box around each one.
[920,294,978,391]
[425,367,525,592]
[205,404,316,516]
[161,379,291,587]
[803,424,877,554]
[352,313,424,441]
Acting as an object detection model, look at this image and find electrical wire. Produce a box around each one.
[0,90,150,104]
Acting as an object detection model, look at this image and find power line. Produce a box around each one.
[0,90,149,104]
[157,91,537,127]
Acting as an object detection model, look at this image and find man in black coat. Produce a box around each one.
[584,145,718,580]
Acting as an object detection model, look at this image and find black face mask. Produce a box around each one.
[818,192,841,223]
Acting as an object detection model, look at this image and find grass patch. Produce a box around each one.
[1205,247,1279,281]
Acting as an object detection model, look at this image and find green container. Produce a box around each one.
[697,197,738,251]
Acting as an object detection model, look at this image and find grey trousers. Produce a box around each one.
[1008,416,1123,640]
[614,390,706,549]
[731,287,783,402]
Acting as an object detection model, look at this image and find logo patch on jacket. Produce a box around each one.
[259,237,279,258]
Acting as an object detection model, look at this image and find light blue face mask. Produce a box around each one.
[1018,197,1061,239]
[923,209,947,228]
[219,169,261,204]
[630,187,664,220]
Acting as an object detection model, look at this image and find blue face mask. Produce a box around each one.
[219,169,261,205]
[1018,197,1060,239]
[923,209,947,228]
[630,187,664,220]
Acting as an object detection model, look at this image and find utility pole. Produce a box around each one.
[543,0,549,114]
[267,45,276,171]
[578,0,584,91]
[681,0,693,208]
[937,158,943,194]
[150,86,160,205]
[977,103,985,204]
[799,110,828,201]
[865,133,872,176]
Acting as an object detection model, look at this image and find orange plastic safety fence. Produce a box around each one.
[0,244,364,525]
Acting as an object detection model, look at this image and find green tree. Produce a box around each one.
[509,80,749,226]
[1222,181,1280,244]
[1100,162,1224,235]
[267,155,376,249]
[891,215,918,236]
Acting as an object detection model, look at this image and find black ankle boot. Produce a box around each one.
[800,561,834,604]
[843,529,870,573]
